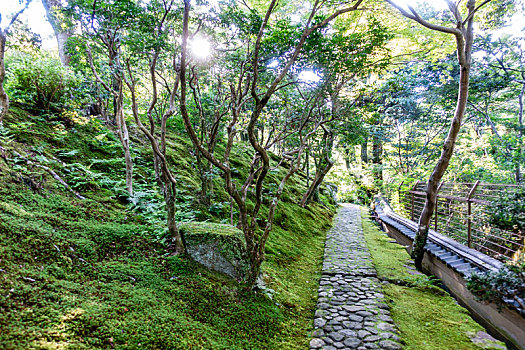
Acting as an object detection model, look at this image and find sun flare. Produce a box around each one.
[190,37,212,60]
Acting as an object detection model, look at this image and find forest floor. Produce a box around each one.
[0,107,335,349]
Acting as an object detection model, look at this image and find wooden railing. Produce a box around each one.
[394,181,524,262]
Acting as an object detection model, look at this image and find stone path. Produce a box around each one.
[310,204,403,350]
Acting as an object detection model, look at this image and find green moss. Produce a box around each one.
[181,222,244,239]
[0,107,336,349]
[263,202,332,348]
[360,209,430,285]
[360,208,506,350]
[384,284,505,350]
[180,222,249,280]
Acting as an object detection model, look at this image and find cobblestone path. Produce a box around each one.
[310,204,403,350]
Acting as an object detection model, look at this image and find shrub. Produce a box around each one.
[466,261,525,311]
[5,53,85,114]
[486,186,525,232]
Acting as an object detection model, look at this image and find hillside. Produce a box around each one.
[0,107,335,349]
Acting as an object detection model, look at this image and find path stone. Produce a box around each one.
[310,205,403,350]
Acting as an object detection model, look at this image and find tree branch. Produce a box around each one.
[384,0,462,36]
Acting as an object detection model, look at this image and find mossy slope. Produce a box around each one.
[0,108,334,349]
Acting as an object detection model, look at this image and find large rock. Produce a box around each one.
[179,222,250,281]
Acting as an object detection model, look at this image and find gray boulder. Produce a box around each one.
[180,222,250,281]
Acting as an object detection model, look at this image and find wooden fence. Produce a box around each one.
[395,181,524,262]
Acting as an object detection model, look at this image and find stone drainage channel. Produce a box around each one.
[310,204,403,350]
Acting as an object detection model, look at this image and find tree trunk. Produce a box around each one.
[384,0,479,270]
[301,131,335,207]
[344,146,354,172]
[195,145,208,204]
[114,85,133,196]
[306,148,310,188]
[165,181,185,254]
[361,136,368,163]
[300,158,334,207]
[516,83,524,184]
[0,32,8,124]
[0,0,29,123]
[412,63,472,269]
[372,133,383,181]
[41,0,72,66]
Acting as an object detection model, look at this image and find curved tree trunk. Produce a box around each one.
[385,0,480,270]
[412,59,472,269]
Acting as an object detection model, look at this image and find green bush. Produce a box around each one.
[486,186,525,232]
[466,261,525,311]
[5,53,85,114]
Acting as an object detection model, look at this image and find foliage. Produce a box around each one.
[6,21,41,52]
[467,261,525,311]
[486,187,525,232]
[0,123,15,146]
[5,53,86,115]
[1,0,522,346]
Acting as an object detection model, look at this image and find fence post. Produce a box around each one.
[435,182,444,232]
[411,180,420,221]
[397,181,404,211]
[467,180,480,248]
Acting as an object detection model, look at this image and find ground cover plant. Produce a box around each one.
[0,107,334,349]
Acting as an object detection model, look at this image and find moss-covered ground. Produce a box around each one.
[360,208,506,350]
[0,108,334,349]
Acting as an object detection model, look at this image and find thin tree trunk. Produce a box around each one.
[165,181,185,254]
[372,133,383,181]
[300,158,334,207]
[344,147,353,172]
[194,145,208,204]
[361,136,368,163]
[301,131,334,207]
[412,62,472,269]
[516,83,524,184]
[114,85,133,196]
[41,0,72,66]
[86,43,134,196]
[119,114,133,196]
[0,0,29,123]
[0,33,8,124]
[306,148,310,188]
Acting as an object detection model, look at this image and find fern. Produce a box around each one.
[0,124,15,147]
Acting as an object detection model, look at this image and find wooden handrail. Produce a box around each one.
[407,190,490,205]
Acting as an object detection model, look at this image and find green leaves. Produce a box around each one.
[467,261,525,310]
[5,53,85,114]
[302,15,392,78]
[487,187,525,232]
